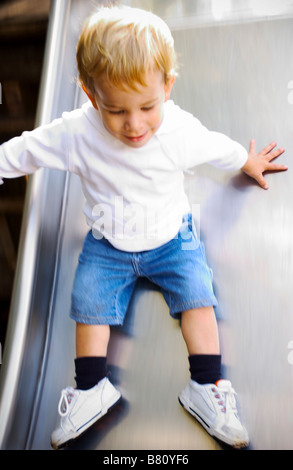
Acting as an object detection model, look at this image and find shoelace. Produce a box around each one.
[58,387,75,417]
[211,382,237,414]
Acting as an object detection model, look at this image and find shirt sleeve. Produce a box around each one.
[159,101,248,171]
[0,116,69,183]
[181,116,248,171]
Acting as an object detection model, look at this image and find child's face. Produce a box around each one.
[85,70,174,148]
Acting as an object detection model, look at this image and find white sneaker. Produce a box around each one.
[51,377,121,449]
[179,379,249,448]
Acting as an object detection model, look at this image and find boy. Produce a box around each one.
[0,6,287,449]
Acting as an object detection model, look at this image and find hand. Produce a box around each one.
[241,139,287,189]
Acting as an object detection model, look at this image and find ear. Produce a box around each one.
[82,85,98,110]
[164,76,175,102]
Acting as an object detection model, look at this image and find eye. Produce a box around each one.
[108,110,124,115]
[141,106,154,112]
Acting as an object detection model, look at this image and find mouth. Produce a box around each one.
[124,131,148,143]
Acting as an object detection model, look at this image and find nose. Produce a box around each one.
[124,112,143,134]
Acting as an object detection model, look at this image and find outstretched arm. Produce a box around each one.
[241,139,287,189]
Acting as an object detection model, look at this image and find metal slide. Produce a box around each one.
[0,0,293,450]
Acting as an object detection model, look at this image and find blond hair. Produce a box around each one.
[76,5,177,93]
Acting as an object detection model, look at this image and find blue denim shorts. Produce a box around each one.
[70,215,218,325]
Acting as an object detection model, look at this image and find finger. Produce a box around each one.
[259,141,277,156]
[249,138,256,154]
[265,162,288,171]
[256,175,269,190]
[266,147,286,162]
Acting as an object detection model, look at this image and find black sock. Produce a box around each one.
[188,354,222,384]
[74,356,107,390]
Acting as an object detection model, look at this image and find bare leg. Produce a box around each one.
[76,323,110,357]
[181,306,220,355]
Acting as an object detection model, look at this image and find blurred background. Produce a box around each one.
[0,0,51,352]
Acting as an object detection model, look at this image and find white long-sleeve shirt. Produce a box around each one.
[0,100,248,251]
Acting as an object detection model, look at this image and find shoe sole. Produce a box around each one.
[51,392,122,450]
[178,395,249,449]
